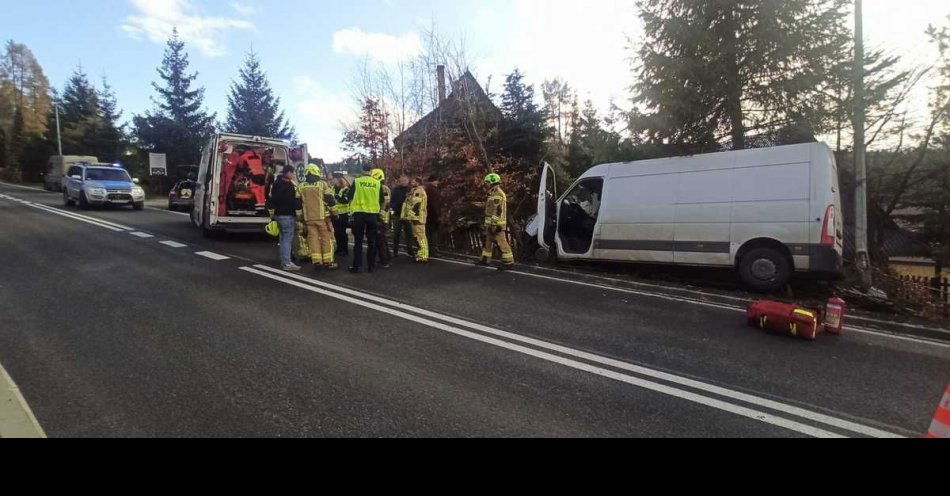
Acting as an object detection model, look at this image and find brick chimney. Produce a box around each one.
[437,65,446,105]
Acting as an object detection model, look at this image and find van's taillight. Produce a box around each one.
[821,205,836,245]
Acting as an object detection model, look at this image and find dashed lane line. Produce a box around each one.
[130,232,154,238]
[160,240,187,248]
[195,251,230,261]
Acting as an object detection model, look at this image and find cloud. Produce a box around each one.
[290,76,357,162]
[474,0,640,120]
[230,1,255,17]
[121,0,253,57]
[332,28,422,63]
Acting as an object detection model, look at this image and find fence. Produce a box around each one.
[891,274,950,319]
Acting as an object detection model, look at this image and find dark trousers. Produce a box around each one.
[376,218,392,264]
[426,222,440,254]
[393,219,416,256]
[334,214,349,255]
[351,213,378,270]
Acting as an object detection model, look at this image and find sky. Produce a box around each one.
[3,0,948,162]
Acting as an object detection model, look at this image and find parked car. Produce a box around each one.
[63,163,145,210]
[527,142,844,292]
[168,177,197,212]
[43,155,98,191]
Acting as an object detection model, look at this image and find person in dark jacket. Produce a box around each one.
[390,174,415,258]
[268,165,302,271]
[424,175,442,255]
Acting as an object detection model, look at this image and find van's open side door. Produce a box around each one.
[536,162,558,251]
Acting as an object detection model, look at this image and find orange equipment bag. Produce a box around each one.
[747,300,823,341]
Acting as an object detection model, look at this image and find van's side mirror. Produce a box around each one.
[133,178,140,184]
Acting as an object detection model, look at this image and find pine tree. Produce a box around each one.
[226,50,295,140]
[499,69,546,165]
[341,98,391,166]
[0,41,52,138]
[94,77,126,162]
[631,0,850,152]
[134,29,215,167]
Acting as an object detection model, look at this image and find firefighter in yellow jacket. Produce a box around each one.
[401,177,429,263]
[479,173,514,270]
[299,164,338,270]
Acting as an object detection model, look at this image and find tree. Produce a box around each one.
[133,29,215,167]
[499,69,546,165]
[341,97,392,166]
[225,50,295,140]
[58,67,103,156]
[0,41,52,138]
[94,77,127,162]
[630,0,850,153]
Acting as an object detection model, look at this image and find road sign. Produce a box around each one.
[149,153,167,176]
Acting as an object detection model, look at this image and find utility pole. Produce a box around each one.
[54,101,63,157]
[853,0,871,291]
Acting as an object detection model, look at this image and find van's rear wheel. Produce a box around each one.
[739,247,790,293]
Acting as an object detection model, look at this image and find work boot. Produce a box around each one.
[312,262,323,271]
[327,263,339,270]
[348,266,360,274]
[476,257,490,267]
[498,263,515,272]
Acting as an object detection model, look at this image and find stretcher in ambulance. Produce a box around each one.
[191,133,307,235]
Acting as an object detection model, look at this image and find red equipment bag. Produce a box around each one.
[747,300,822,341]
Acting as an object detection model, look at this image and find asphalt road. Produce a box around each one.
[1,182,948,437]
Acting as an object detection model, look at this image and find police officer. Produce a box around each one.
[299,164,338,270]
[348,165,385,273]
[479,173,514,270]
[372,169,393,269]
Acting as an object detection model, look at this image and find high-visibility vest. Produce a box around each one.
[299,180,331,222]
[333,185,351,215]
[349,175,381,214]
[484,186,508,227]
[379,184,392,223]
[401,186,427,224]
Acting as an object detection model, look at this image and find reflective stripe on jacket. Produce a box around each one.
[484,186,507,227]
[332,185,351,215]
[401,186,427,225]
[379,184,392,223]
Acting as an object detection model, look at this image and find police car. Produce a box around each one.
[63,163,146,210]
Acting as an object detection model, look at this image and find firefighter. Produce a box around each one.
[371,168,393,268]
[332,174,352,257]
[348,165,384,273]
[299,164,338,270]
[401,177,429,263]
[479,173,514,270]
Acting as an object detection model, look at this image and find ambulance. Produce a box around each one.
[191,133,307,235]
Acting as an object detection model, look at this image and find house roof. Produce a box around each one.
[394,71,502,150]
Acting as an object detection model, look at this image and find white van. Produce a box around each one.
[192,133,307,235]
[44,155,99,191]
[531,142,843,291]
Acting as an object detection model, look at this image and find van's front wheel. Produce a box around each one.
[739,247,790,293]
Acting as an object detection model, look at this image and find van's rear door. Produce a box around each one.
[536,162,557,251]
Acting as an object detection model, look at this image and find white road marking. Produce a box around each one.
[27,203,124,232]
[195,251,230,261]
[147,206,190,217]
[0,181,45,192]
[29,204,135,231]
[434,257,950,350]
[129,232,154,238]
[0,361,46,438]
[160,240,187,248]
[245,264,904,438]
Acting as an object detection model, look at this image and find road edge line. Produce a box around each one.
[0,363,46,438]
